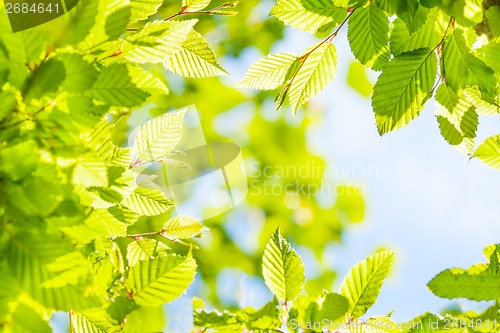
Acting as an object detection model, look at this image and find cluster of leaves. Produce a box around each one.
[0,0,237,331]
[195,229,500,333]
[238,0,500,168]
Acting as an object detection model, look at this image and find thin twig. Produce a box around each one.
[126,231,160,238]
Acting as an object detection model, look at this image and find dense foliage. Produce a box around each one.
[0,0,499,332]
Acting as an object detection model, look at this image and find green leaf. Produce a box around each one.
[0,30,47,65]
[435,84,478,155]
[0,141,39,182]
[133,108,187,162]
[6,177,63,218]
[0,85,18,123]
[463,87,499,116]
[56,0,98,46]
[107,295,140,323]
[105,5,132,40]
[61,209,128,243]
[308,292,349,323]
[427,246,500,301]
[70,309,115,333]
[90,64,150,107]
[161,215,206,240]
[122,20,197,64]
[42,252,92,288]
[347,4,390,70]
[473,134,500,169]
[237,52,299,90]
[486,6,500,37]
[10,304,52,333]
[262,228,305,301]
[163,30,228,78]
[339,250,395,318]
[122,186,174,216]
[85,119,115,161]
[127,239,170,267]
[24,59,66,101]
[80,0,131,49]
[270,0,346,33]
[73,156,109,188]
[128,64,170,95]
[390,8,445,56]
[183,0,211,11]
[122,306,165,332]
[478,41,500,72]
[126,253,197,306]
[288,42,338,114]
[6,231,100,310]
[372,48,437,134]
[130,0,164,22]
[57,53,99,93]
[194,299,281,331]
[442,29,497,96]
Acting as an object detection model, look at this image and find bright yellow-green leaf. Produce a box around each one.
[288,42,338,114]
[271,0,346,33]
[372,48,437,134]
[161,215,206,240]
[183,0,211,11]
[262,228,305,301]
[126,253,197,306]
[133,108,187,162]
[473,134,500,169]
[348,4,390,70]
[339,251,395,318]
[164,30,228,78]
[237,52,298,90]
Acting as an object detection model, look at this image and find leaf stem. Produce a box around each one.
[432,17,454,53]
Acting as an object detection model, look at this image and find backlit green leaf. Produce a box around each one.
[372,48,437,134]
[122,186,174,216]
[262,228,305,301]
[339,250,395,318]
[161,215,206,240]
[90,64,150,107]
[126,253,197,306]
[183,0,211,11]
[237,52,298,90]
[122,20,197,64]
[473,134,500,169]
[348,4,390,70]
[289,42,338,114]
[164,30,228,78]
[435,84,478,155]
[133,108,187,162]
[442,29,497,96]
[428,245,500,301]
[130,0,163,22]
[271,0,346,33]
